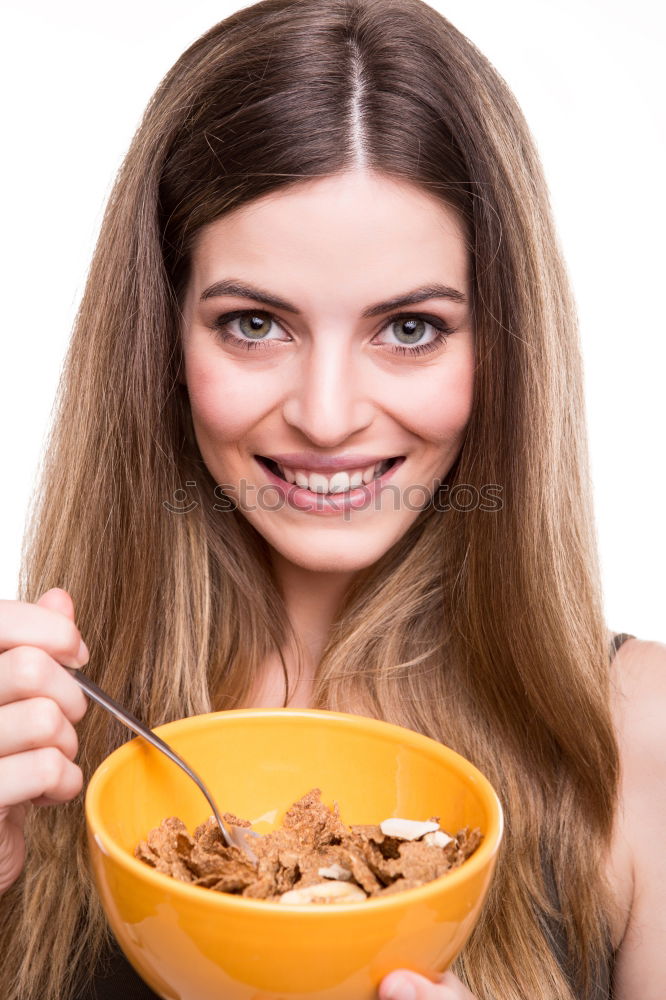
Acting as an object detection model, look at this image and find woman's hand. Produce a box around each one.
[379,969,478,1000]
[0,588,89,896]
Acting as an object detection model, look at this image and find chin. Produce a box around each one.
[261,526,397,575]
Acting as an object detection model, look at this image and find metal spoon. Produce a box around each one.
[66,667,260,863]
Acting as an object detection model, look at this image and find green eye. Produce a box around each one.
[237,314,273,339]
[212,310,287,350]
[378,313,455,356]
[391,318,428,344]
[212,309,454,357]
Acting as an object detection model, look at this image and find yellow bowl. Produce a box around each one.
[86,708,503,1000]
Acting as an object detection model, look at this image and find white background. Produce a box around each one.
[0,1,664,641]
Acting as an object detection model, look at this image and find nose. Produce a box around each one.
[281,335,374,447]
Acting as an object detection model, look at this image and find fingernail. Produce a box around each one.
[76,639,90,666]
[383,975,417,1000]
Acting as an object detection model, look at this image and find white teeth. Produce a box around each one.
[308,473,330,494]
[271,459,395,494]
[278,464,296,484]
[328,471,351,494]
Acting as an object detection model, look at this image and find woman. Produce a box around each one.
[0,1,663,998]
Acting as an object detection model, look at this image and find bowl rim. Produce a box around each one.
[85,706,504,914]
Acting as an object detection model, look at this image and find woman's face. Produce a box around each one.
[180,170,474,573]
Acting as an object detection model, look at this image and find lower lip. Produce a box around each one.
[253,457,406,516]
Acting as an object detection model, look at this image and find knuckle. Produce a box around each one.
[52,619,81,663]
[0,599,19,634]
[62,720,80,760]
[69,763,84,796]
[71,692,89,723]
[35,747,67,791]
[29,698,63,744]
[10,646,50,696]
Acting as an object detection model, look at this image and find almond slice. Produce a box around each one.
[379,818,441,841]
[279,880,367,904]
[423,830,454,848]
[318,863,353,881]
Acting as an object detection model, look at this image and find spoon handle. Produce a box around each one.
[64,667,252,858]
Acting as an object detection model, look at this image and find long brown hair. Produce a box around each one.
[0,2,620,998]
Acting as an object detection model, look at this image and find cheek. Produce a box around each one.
[184,355,279,442]
[393,352,474,444]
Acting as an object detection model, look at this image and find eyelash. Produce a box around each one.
[210,310,455,356]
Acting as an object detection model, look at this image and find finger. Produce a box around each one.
[0,645,88,723]
[379,969,468,1000]
[0,596,89,669]
[0,747,83,808]
[0,802,28,831]
[436,972,477,997]
[0,698,79,759]
[379,972,436,1000]
[36,588,76,621]
[0,804,27,893]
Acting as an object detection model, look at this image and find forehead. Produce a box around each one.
[188,171,470,315]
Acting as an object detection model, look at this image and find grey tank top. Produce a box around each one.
[78,632,635,1000]
[538,631,634,1000]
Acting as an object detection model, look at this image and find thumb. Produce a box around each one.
[380,971,438,1000]
[36,587,76,622]
[380,969,469,1000]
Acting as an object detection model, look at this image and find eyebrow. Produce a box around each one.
[199,278,466,316]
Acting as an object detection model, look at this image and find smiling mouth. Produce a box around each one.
[255,455,403,494]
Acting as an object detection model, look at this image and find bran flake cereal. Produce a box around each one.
[134,787,482,902]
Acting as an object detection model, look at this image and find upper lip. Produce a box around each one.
[258,452,401,473]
